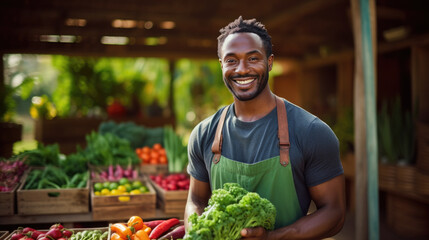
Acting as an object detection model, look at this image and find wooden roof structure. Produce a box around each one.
[1,0,428,60]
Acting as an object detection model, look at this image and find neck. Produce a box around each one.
[233,90,276,122]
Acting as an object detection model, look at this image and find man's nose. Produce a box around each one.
[235,60,250,75]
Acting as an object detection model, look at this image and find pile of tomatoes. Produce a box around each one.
[135,143,167,165]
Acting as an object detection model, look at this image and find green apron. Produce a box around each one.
[210,96,304,229]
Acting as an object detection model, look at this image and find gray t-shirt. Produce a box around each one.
[187,99,343,215]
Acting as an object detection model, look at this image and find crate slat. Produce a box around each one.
[91,177,156,221]
[17,168,89,215]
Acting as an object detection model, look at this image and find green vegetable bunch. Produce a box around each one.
[184,183,276,240]
[70,229,108,240]
[99,121,164,149]
[163,126,188,173]
[80,131,140,166]
[24,165,88,190]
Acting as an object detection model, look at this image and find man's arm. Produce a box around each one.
[242,174,346,239]
[184,176,212,230]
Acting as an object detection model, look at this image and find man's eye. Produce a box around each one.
[249,57,258,61]
[225,59,236,63]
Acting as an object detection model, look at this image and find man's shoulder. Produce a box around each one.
[190,105,230,141]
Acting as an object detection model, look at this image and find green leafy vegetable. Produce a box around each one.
[163,126,188,173]
[15,143,61,167]
[184,183,276,240]
[78,131,140,166]
[99,121,164,149]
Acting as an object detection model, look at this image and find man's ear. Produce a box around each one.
[268,54,274,71]
[219,58,223,68]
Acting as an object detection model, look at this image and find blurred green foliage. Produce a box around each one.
[4,54,282,136]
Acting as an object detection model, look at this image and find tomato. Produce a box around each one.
[142,146,150,154]
[159,156,167,164]
[153,143,162,151]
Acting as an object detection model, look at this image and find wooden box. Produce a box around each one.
[91,178,156,221]
[139,164,168,174]
[17,171,90,215]
[0,231,8,240]
[4,227,109,240]
[0,184,18,216]
[149,178,188,215]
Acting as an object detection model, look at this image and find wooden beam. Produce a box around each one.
[263,0,346,29]
[350,0,368,239]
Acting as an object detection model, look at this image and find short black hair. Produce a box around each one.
[217,16,272,58]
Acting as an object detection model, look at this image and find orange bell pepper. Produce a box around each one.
[111,223,133,240]
[111,233,125,240]
[142,226,151,235]
[133,230,149,240]
[127,216,144,231]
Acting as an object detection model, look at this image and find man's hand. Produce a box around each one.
[240,227,269,239]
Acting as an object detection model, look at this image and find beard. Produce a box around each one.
[223,65,269,101]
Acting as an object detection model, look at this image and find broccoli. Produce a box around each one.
[184,182,276,240]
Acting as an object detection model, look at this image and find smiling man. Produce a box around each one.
[185,16,346,239]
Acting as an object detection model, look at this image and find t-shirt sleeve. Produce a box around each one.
[303,119,343,187]
[187,123,210,182]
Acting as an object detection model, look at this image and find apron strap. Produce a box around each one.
[276,96,290,166]
[211,106,229,164]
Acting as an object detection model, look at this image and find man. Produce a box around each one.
[185,16,346,239]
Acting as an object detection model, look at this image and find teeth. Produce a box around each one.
[236,79,255,85]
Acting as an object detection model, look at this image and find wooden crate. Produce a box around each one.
[0,231,8,240]
[139,164,168,174]
[4,227,109,240]
[0,184,18,216]
[148,178,188,215]
[91,178,156,221]
[17,171,90,215]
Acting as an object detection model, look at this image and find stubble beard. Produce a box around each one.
[224,66,269,101]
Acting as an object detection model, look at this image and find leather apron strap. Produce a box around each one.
[211,106,229,164]
[211,96,290,166]
[276,96,290,166]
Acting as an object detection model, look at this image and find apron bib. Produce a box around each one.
[210,96,304,229]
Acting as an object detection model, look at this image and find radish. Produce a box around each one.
[46,229,62,239]
[22,228,36,234]
[36,234,46,240]
[50,224,64,230]
[11,233,25,240]
[30,231,46,239]
[61,230,72,238]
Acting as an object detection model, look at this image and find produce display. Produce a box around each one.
[2,123,192,238]
[110,216,185,240]
[93,178,149,196]
[78,132,141,167]
[23,166,88,190]
[136,143,167,165]
[10,223,74,240]
[149,173,190,191]
[90,165,139,182]
[70,229,108,240]
[163,127,188,173]
[184,183,276,240]
[0,159,27,192]
[99,121,165,150]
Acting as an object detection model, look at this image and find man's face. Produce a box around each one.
[219,32,273,101]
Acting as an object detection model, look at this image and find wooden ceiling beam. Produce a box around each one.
[263,0,347,30]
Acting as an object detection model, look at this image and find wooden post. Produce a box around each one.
[168,60,176,127]
[350,0,379,239]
